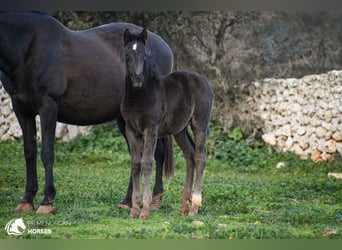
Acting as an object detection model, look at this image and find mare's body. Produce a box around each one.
[0,12,174,214]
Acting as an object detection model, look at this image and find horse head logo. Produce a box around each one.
[5,218,26,236]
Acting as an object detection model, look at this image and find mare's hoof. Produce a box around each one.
[118,198,132,209]
[15,202,34,213]
[150,193,163,210]
[118,203,131,210]
[139,208,150,220]
[36,204,55,215]
[130,207,140,218]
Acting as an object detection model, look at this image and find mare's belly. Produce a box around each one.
[56,81,123,126]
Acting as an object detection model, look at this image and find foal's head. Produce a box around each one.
[123,28,148,88]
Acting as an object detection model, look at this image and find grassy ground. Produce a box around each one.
[0,124,341,239]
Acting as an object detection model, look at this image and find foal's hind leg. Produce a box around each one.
[174,129,195,215]
[188,124,208,216]
[151,139,164,210]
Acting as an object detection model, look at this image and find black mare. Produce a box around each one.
[121,29,213,219]
[0,12,174,215]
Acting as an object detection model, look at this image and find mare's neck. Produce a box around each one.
[0,14,33,75]
[144,52,160,80]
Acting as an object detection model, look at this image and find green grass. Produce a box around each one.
[0,123,341,239]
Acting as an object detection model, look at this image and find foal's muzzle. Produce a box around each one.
[130,74,144,88]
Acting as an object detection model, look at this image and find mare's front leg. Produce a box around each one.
[125,126,143,218]
[140,128,158,219]
[12,105,37,213]
[36,97,58,215]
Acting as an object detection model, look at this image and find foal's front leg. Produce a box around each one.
[140,128,158,219]
[125,127,143,218]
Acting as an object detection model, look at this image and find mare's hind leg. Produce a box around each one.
[174,129,195,215]
[36,97,58,215]
[188,123,208,216]
[12,106,37,213]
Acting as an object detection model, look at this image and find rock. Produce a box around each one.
[0,127,7,137]
[298,137,310,150]
[324,110,333,123]
[276,135,287,148]
[0,115,5,125]
[7,125,21,138]
[328,173,342,179]
[292,143,304,156]
[192,221,204,228]
[332,131,342,141]
[1,133,10,141]
[285,136,294,149]
[297,126,306,136]
[290,103,302,113]
[55,123,67,139]
[262,133,276,146]
[323,140,337,154]
[316,126,328,139]
[2,106,11,116]
[276,162,286,169]
[321,152,334,162]
[311,150,322,162]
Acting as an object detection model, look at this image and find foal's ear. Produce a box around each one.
[141,28,148,43]
[123,29,131,44]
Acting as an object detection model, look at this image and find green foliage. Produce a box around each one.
[0,124,341,239]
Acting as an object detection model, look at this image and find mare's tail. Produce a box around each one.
[163,135,175,179]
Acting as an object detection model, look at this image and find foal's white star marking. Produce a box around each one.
[132,43,137,51]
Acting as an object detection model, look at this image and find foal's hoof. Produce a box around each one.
[150,193,163,210]
[139,208,150,220]
[15,201,34,213]
[180,201,190,215]
[36,204,55,215]
[188,206,199,216]
[130,207,140,218]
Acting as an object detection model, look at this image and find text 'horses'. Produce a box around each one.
[121,29,213,219]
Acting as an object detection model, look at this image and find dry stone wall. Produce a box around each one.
[1,70,341,162]
[0,82,90,142]
[252,70,342,162]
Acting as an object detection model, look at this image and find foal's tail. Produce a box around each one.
[163,135,175,179]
